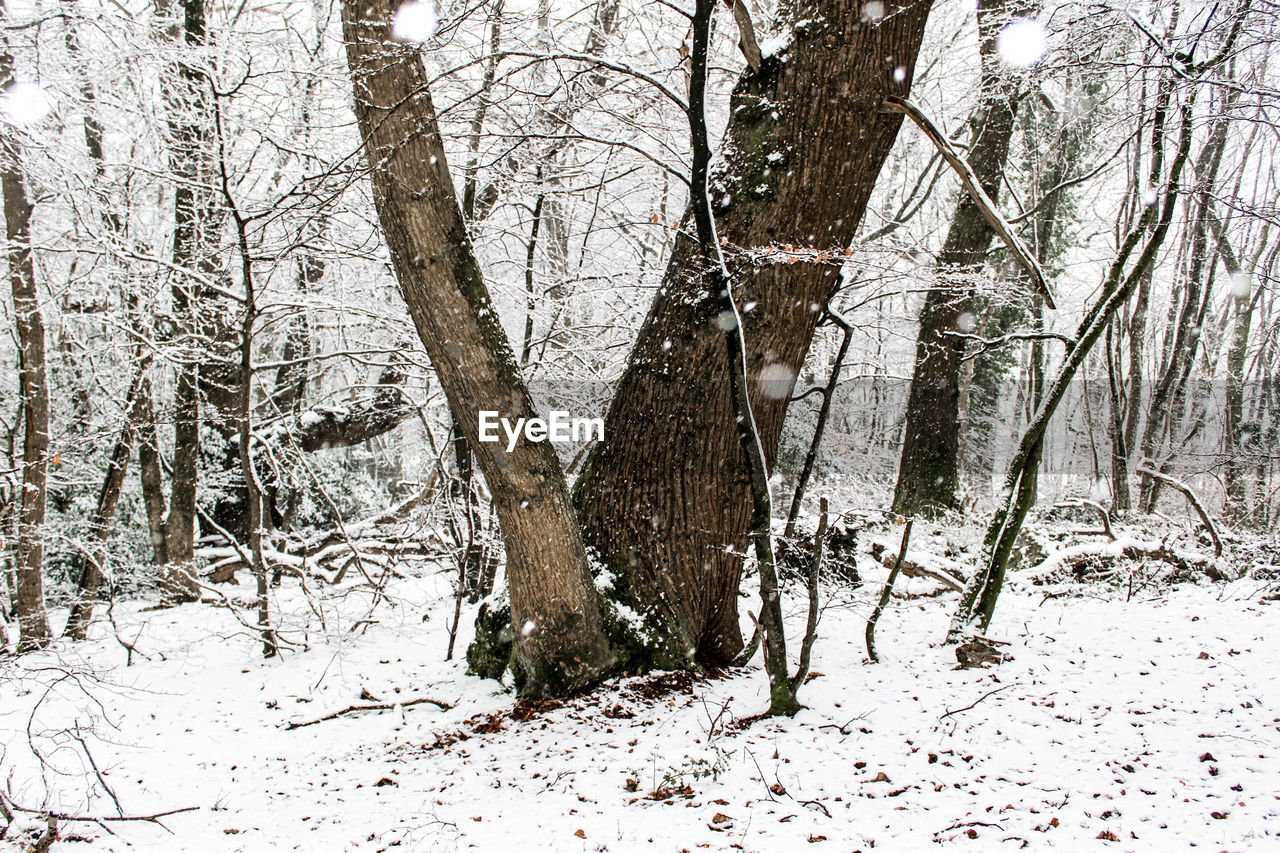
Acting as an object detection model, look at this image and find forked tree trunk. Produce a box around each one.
[1137,94,1235,512]
[574,0,934,666]
[891,0,1029,516]
[2,3,52,650]
[342,0,612,696]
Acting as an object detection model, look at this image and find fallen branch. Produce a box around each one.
[1135,466,1222,557]
[0,794,197,826]
[286,695,453,730]
[1055,498,1115,541]
[1029,537,1224,582]
[881,95,1055,309]
[939,684,1012,721]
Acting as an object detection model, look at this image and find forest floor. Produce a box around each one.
[2,525,1278,852]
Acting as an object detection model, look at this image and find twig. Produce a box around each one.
[865,519,913,663]
[938,684,1011,721]
[1,796,198,825]
[286,695,453,730]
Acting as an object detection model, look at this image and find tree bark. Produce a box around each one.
[891,0,1030,516]
[64,359,152,640]
[342,0,613,696]
[2,1,52,649]
[575,0,933,666]
[157,0,224,601]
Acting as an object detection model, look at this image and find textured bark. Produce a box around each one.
[892,0,1029,516]
[2,7,52,649]
[687,0,796,716]
[158,0,224,600]
[342,0,612,696]
[574,0,934,666]
[136,376,169,566]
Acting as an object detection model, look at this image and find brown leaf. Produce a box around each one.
[574,829,586,838]
[1097,830,1120,841]
[712,812,732,824]
[1199,752,1216,762]
[769,782,788,796]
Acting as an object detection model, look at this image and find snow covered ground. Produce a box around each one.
[2,541,1278,852]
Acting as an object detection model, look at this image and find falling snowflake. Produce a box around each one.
[521,620,536,636]
[997,20,1047,68]
[757,363,796,401]
[1,82,52,126]
[716,310,738,331]
[1231,273,1251,299]
[862,1,885,23]
[956,311,978,333]
[393,1,437,43]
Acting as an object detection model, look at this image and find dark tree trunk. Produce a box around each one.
[64,359,152,640]
[157,0,224,601]
[574,0,934,666]
[2,2,52,650]
[891,0,1029,516]
[342,0,613,696]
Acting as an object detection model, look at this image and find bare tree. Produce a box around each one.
[342,0,613,695]
[574,0,935,667]
[1,0,51,650]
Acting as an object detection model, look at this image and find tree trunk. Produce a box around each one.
[2,4,52,650]
[342,0,613,696]
[574,0,934,666]
[1137,94,1235,512]
[157,0,224,601]
[64,359,152,640]
[892,0,1029,516]
[949,69,1198,640]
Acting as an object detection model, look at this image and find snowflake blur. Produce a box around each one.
[996,19,1047,68]
[0,82,52,126]
[392,1,436,43]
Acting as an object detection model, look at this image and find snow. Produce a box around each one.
[1231,273,1252,299]
[2,560,1277,851]
[392,1,437,43]
[0,82,52,126]
[997,20,1048,68]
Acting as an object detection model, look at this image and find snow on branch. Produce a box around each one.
[1135,466,1223,558]
[881,95,1056,309]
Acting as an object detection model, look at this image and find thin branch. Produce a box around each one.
[866,518,913,664]
[881,96,1055,308]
